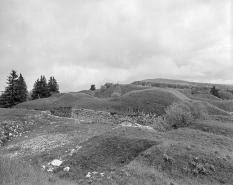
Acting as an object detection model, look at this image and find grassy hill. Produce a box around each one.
[114,88,189,115]
[15,87,190,115]
[141,78,233,89]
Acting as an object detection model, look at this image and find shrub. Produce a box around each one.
[165,101,208,128]
[218,90,233,100]
[165,101,194,128]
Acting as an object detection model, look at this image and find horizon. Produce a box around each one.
[0,0,232,92]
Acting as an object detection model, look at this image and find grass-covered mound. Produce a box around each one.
[184,94,233,112]
[55,127,161,180]
[15,87,190,115]
[130,127,233,185]
[15,93,116,111]
[114,88,189,115]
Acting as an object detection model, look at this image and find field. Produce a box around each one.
[1,80,233,185]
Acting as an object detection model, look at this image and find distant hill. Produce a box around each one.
[133,78,233,90]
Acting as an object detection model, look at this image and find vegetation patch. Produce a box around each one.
[165,101,209,128]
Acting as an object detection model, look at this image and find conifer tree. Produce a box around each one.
[31,76,50,100]
[48,76,59,93]
[0,70,28,107]
[31,79,40,100]
[16,73,28,103]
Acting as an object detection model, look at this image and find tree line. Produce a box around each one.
[0,70,59,108]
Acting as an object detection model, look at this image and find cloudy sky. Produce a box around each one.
[0,0,232,92]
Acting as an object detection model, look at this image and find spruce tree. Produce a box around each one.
[48,76,59,93]
[16,73,28,103]
[31,79,40,100]
[0,70,18,107]
[0,70,28,107]
[31,76,50,100]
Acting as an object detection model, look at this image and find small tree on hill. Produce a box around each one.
[0,70,28,107]
[210,86,219,98]
[31,76,50,100]
[16,73,28,103]
[90,84,96,91]
[48,76,59,94]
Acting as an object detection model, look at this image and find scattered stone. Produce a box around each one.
[51,159,63,166]
[63,166,70,172]
[86,172,92,178]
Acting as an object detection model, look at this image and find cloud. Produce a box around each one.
[0,0,231,92]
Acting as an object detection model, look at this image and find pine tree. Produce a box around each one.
[48,76,59,94]
[31,76,50,100]
[31,79,40,100]
[16,73,28,103]
[210,86,219,98]
[0,70,28,107]
[0,70,18,107]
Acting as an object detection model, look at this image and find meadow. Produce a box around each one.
[1,80,233,185]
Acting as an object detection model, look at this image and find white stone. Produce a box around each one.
[86,172,92,178]
[47,167,54,172]
[51,159,62,166]
[63,166,70,172]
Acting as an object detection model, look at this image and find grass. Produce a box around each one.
[2,81,233,184]
[114,88,188,115]
[185,94,233,112]
[0,157,78,185]
[55,133,158,180]
[15,87,189,115]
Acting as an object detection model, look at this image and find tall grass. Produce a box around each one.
[0,157,76,185]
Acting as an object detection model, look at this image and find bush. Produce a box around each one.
[218,90,233,100]
[165,101,208,128]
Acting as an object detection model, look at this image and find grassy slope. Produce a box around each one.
[14,93,117,112]
[1,107,233,184]
[0,157,77,185]
[184,93,233,112]
[114,88,189,115]
[54,122,233,184]
[15,87,190,115]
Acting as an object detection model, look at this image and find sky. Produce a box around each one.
[0,0,232,92]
